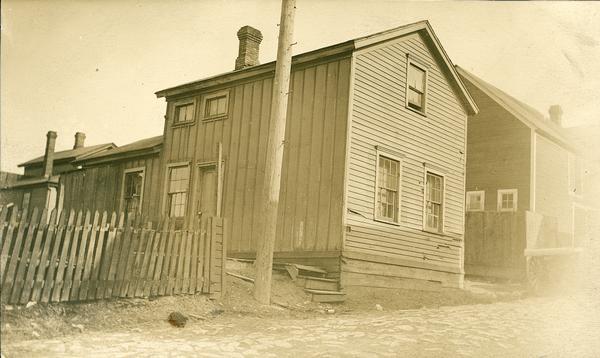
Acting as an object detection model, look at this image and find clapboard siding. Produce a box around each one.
[461,76,532,211]
[535,134,573,235]
[60,154,162,217]
[344,32,467,272]
[160,56,351,255]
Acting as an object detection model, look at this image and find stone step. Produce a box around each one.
[304,276,339,291]
[305,289,346,303]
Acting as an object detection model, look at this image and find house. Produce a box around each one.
[0,131,115,214]
[456,66,595,279]
[151,21,478,289]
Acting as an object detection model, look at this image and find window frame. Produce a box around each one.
[405,56,428,116]
[497,189,518,212]
[172,99,197,126]
[373,150,403,225]
[466,190,485,212]
[201,90,230,122]
[422,168,445,234]
[120,167,145,216]
[163,162,191,218]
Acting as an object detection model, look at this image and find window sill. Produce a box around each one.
[202,115,228,123]
[374,217,401,226]
[423,227,445,236]
[172,120,196,128]
[406,105,427,117]
[497,209,517,213]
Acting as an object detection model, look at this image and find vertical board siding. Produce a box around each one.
[345,33,467,271]
[535,134,573,236]
[0,205,225,304]
[161,57,351,255]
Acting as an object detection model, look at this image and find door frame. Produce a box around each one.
[195,159,223,218]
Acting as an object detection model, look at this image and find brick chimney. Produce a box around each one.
[73,132,86,149]
[549,105,563,127]
[235,26,263,70]
[42,131,57,177]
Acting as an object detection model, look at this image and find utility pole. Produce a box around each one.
[254,0,296,304]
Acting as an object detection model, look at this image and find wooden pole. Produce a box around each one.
[253,0,296,304]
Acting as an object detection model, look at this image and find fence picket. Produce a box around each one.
[88,211,108,300]
[79,211,100,300]
[127,223,146,297]
[61,210,83,301]
[189,228,198,294]
[40,210,67,303]
[122,223,141,297]
[150,218,169,296]
[136,224,155,297]
[51,210,76,302]
[174,229,187,294]
[19,208,48,304]
[0,205,10,253]
[196,227,206,292]
[2,206,30,302]
[70,210,91,300]
[114,216,134,297]
[30,209,57,302]
[105,213,125,298]
[202,218,212,293]
[96,212,116,299]
[166,230,181,295]
[158,220,175,296]
[10,208,40,303]
[0,206,19,283]
[182,230,192,294]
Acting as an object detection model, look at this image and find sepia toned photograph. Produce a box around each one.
[1,1,599,356]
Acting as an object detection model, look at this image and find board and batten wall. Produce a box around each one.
[461,77,532,211]
[342,32,468,287]
[59,154,162,218]
[534,133,574,244]
[159,56,351,265]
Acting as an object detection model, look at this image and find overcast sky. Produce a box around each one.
[2,0,599,172]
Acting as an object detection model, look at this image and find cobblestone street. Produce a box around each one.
[3,290,600,357]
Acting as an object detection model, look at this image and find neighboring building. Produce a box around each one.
[457,66,594,279]
[152,21,478,288]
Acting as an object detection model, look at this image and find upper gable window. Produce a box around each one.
[202,90,229,121]
[406,60,427,114]
[497,189,518,212]
[466,191,485,212]
[174,103,195,124]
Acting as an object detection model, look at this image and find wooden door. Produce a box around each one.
[196,166,218,225]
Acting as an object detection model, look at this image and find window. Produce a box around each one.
[375,155,401,223]
[407,60,427,113]
[424,172,444,232]
[497,189,518,212]
[175,103,195,123]
[203,91,229,120]
[466,191,485,212]
[167,165,190,217]
[122,169,145,216]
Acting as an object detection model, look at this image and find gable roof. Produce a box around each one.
[456,66,574,149]
[74,135,163,166]
[156,20,478,115]
[18,143,116,167]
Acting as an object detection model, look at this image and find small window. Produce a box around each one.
[175,103,195,123]
[167,165,190,217]
[203,91,229,120]
[497,189,518,212]
[375,155,401,223]
[466,191,485,212]
[122,169,145,216]
[407,61,427,113]
[425,172,444,232]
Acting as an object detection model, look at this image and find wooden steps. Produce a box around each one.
[304,289,346,303]
[304,276,339,291]
[281,263,345,303]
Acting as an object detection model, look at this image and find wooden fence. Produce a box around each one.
[0,205,225,305]
[464,211,527,280]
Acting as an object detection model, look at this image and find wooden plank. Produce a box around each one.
[96,212,117,299]
[113,216,134,297]
[209,217,219,295]
[174,229,187,294]
[220,218,227,296]
[1,206,28,300]
[166,230,181,294]
[150,218,169,296]
[40,210,67,303]
[61,210,84,301]
[50,210,75,302]
[70,210,92,300]
[9,208,40,303]
[158,219,175,296]
[105,213,125,298]
[129,223,149,297]
[79,210,100,300]
[181,230,192,294]
[0,205,10,254]
[195,225,205,292]
[202,218,212,293]
[188,228,198,294]
[137,224,156,297]
[19,209,48,304]
[88,211,108,300]
[30,209,57,303]
[0,206,19,284]
[121,218,141,297]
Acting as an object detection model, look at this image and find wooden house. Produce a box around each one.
[151,21,478,288]
[457,66,596,279]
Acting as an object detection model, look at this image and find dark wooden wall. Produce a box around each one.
[462,78,532,211]
[60,154,161,218]
[158,55,352,257]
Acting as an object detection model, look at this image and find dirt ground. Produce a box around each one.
[0,261,525,346]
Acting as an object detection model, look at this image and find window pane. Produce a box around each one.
[377,156,400,221]
[409,64,425,91]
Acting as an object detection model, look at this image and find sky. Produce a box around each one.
[2,0,599,173]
